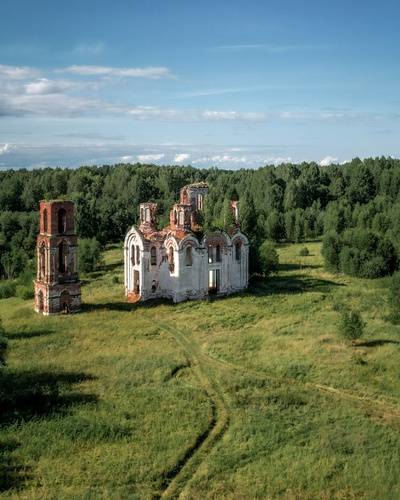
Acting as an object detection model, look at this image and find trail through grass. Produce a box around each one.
[1,241,400,499]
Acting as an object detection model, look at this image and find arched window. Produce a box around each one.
[173,210,177,225]
[178,210,184,226]
[43,209,48,233]
[58,209,67,234]
[169,247,175,273]
[131,245,135,265]
[136,245,140,264]
[216,244,221,262]
[150,246,156,265]
[235,242,241,261]
[186,247,192,266]
[197,193,203,210]
[145,208,151,222]
[39,244,46,278]
[208,245,213,263]
[59,241,68,273]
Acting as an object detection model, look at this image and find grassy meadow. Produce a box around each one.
[1,242,399,499]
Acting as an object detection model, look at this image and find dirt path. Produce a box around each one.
[149,317,400,498]
[150,320,230,499]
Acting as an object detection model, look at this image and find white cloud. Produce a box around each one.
[174,154,190,163]
[320,156,338,166]
[0,143,13,155]
[193,154,248,166]
[58,65,175,79]
[137,154,165,162]
[0,64,38,80]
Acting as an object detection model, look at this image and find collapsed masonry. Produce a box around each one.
[124,182,249,303]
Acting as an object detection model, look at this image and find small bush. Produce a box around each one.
[15,285,34,300]
[0,280,16,298]
[299,247,309,256]
[338,308,365,346]
[259,241,279,277]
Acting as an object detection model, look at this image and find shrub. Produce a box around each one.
[338,308,365,346]
[78,238,104,274]
[259,241,279,277]
[299,247,309,256]
[15,285,34,300]
[0,279,16,298]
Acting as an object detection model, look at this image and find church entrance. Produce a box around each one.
[208,269,220,294]
[60,290,70,314]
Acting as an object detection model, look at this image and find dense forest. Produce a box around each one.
[1,156,400,281]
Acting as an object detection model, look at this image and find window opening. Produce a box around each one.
[236,242,241,261]
[208,245,213,263]
[136,245,140,264]
[169,247,175,273]
[39,244,46,279]
[186,247,192,266]
[131,244,135,265]
[59,241,68,273]
[58,209,67,234]
[216,244,221,262]
[43,209,48,233]
[150,246,156,265]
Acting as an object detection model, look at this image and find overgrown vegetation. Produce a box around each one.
[1,242,399,498]
[2,156,400,280]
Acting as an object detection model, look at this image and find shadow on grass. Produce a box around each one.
[0,368,97,493]
[0,363,97,493]
[358,339,399,347]
[0,369,98,428]
[82,297,174,313]
[3,329,55,341]
[0,438,33,493]
[248,274,345,296]
[279,263,321,272]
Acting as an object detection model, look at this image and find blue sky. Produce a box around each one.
[1,0,399,169]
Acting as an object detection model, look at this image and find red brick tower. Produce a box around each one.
[34,201,81,315]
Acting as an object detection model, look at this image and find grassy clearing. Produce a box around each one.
[1,241,400,498]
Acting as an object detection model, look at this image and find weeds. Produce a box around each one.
[1,240,400,498]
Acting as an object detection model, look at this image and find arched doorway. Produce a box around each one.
[60,290,70,314]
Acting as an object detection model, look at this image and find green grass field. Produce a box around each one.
[1,242,399,499]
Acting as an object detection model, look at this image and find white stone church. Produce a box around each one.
[124,182,249,303]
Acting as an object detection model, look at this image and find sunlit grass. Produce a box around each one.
[1,241,400,498]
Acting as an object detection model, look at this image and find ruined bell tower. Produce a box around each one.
[34,201,81,315]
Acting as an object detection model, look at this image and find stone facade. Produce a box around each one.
[124,183,249,303]
[34,200,81,315]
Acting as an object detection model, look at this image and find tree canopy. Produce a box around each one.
[2,156,400,279]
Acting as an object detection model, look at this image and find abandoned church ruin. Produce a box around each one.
[124,183,249,303]
[34,200,81,315]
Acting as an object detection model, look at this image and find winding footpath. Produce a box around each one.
[148,317,400,498]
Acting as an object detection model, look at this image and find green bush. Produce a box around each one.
[15,285,34,300]
[0,279,16,298]
[338,308,365,346]
[299,247,309,256]
[78,237,104,274]
[259,241,279,277]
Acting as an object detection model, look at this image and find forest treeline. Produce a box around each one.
[1,156,400,280]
